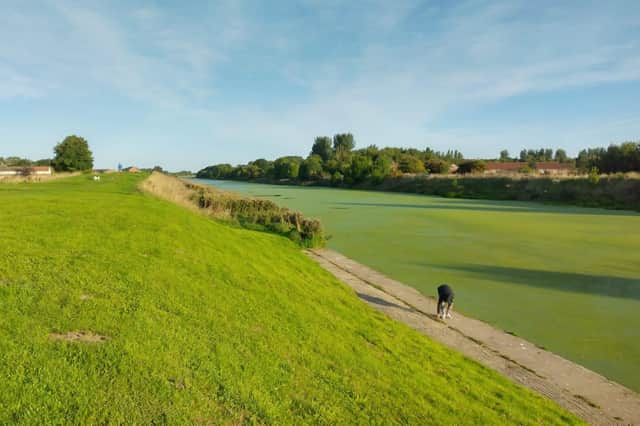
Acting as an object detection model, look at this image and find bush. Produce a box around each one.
[190,183,325,247]
[457,160,486,174]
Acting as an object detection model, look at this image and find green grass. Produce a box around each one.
[0,174,579,424]
[196,179,640,393]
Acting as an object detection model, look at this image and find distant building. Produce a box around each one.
[484,162,573,175]
[124,167,141,173]
[0,166,52,176]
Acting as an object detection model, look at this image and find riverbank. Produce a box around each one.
[194,178,640,392]
[308,248,640,425]
[199,173,640,212]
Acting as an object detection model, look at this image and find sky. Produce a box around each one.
[1,0,639,171]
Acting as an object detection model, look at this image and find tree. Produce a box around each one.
[519,149,529,162]
[398,155,426,173]
[196,163,233,179]
[249,158,273,177]
[349,153,373,183]
[299,155,324,180]
[499,150,510,162]
[554,149,568,163]
[273,157,301,179]
[425,158,450,174]
[311,137,333,162]
[52,135,94,172]
[152,165,164,173]
[457,160,486,174]
[333,133,355,153]
[370,155,392,183]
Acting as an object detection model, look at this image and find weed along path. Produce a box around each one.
[307,249,640,426]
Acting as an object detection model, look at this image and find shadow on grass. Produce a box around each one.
[356,293,413,312]
[438,264,640,301]
[334,201,639,216]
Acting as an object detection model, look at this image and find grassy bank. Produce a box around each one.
[0,174,580,424]
[197,179,640,393]
[141,172,324,247]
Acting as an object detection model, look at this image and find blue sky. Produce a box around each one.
[1,0,639,170]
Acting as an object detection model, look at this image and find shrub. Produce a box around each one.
[457,160,486,174]
[189,183,325,247]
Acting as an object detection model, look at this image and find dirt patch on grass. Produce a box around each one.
[49,330,108,343]
[79,294,93,300]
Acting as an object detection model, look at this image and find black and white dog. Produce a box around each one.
[437,284,454,320]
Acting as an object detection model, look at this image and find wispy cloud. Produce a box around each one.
[1,0,638,168]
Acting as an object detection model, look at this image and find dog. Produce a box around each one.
[437,284,454,320]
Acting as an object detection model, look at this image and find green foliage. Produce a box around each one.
[0,174,579,423]
[576,142,640,173]
[273,156,301,179]
[398,155,426,174]
[588,167,600,184]
[52,135,94,172]
[457,160,486,174]
[370,155,392,183]
[311,136,333,162]
[554,149,568,163]
[299,155,324,180]
[196,163,234,179]
[520,148,554,163]
[333,133,355,153]
[349,153,373,183]
[192,183,324,247]
[425,158,450,174]
[0,156,48,167]
[331,171,344,186]
[195,136,638,195]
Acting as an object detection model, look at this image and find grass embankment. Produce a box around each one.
[197,179,640,392]
[0,173,580,424]
[141,172,324,247]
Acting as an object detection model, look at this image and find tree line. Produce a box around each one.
[1,135,94,172]
[197,133,467,185]
[197,134,640,185]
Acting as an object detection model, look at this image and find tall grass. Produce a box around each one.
[141,172,325,247]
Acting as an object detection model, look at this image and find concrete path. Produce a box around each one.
[307,249,640,426]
